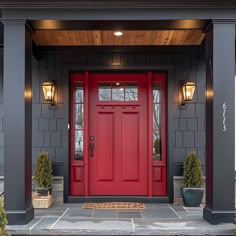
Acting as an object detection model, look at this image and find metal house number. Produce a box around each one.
[222,102,227,132]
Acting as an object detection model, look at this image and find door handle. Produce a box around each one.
[90,142,94,157]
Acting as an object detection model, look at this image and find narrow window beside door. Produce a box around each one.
[73,83,84,161]
[153,82,162,161]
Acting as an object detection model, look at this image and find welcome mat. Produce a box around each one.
[82,202,145,209]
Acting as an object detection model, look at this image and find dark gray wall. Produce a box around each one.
[172,51,206,175]
[0,46,206,179]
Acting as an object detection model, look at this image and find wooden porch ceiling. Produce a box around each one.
[33,30,205,46]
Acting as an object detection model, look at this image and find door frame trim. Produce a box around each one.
[148,71,153,197]
[84,71,89,197]
[68,68,172,202]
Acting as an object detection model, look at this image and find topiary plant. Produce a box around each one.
[33,152,53,194]
[183,152,203,188]
[0,197,10,236]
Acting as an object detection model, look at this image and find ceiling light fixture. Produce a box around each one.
[114,31,123,36]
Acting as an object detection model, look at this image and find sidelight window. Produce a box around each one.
[73,83,84,161]
[153,82,163,161]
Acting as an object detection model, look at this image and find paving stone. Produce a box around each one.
[7,217,41,235]
[31,217,59,234]
[93,209,116,218]
[169,204,187,212]
[141,208,179,219]
[133,219,234,235]
[35,210,65,217]
[61,208,94,219]
[52,203,83,209]
[185,207,203,213]
[51,219,134,234]
[178,212,203,220]
[144,204,171,209]
[117,211,142,218]
[6,204,235,235]
[116,210,141,213]
[117,214,142,219]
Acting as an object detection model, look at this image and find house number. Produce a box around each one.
[222,102,226,132]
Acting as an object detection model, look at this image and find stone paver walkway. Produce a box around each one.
[7,203,235,235]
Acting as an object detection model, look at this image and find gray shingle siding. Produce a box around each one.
[0,47,206,177]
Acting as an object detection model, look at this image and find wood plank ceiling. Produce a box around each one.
[33,30,205,46]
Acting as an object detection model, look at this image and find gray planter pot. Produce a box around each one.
[181,187,204,207]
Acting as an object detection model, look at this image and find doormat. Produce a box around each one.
[82,202,145,209]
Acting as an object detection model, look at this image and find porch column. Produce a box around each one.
[3,19,34,224]
[204,21,235,224]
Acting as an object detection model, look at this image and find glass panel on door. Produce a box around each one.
[73,84,84,161]
[152,82,163,162]
[125,82,138,101]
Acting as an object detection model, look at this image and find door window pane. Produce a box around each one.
[73,82,84,161]
[112,82,124,101]
[74,84,84,103]
[153,104,162,130]
[99,83,111,101]
[74,104,84,129]
[153,82,162,103]
[74,130,83,161]
[153,131,162,161]
[125,82,138,101]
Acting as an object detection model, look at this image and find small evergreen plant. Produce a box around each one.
[183,152,203,188]
[34,152,53,191]
[0,197,10,236]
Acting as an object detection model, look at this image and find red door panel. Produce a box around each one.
[89,73,148,195]
[122,112,139,181]
[97,112,114,181]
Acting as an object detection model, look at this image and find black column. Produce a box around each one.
[3,19,34,225]
[204,21,235,224]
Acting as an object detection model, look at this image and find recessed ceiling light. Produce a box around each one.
[114,31,123,36]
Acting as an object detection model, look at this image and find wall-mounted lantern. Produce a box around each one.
[182,81,195,103]
[42,80,56,106]
[180,78,196,109]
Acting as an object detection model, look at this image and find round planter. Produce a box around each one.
[181,187,204,207]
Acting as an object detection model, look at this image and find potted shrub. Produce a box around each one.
[182,152,204,207]
[33,152,53,196]
[0,197,10,236]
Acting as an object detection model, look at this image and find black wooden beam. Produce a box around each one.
[2,8,236,21]
[1,0,236,8]
[36,45,205,55]
[30,20,207,30]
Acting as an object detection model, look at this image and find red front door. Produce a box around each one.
[89,73,148,195]
[70,72,167,197]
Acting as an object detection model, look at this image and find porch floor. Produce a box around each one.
[7,203,234,235]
